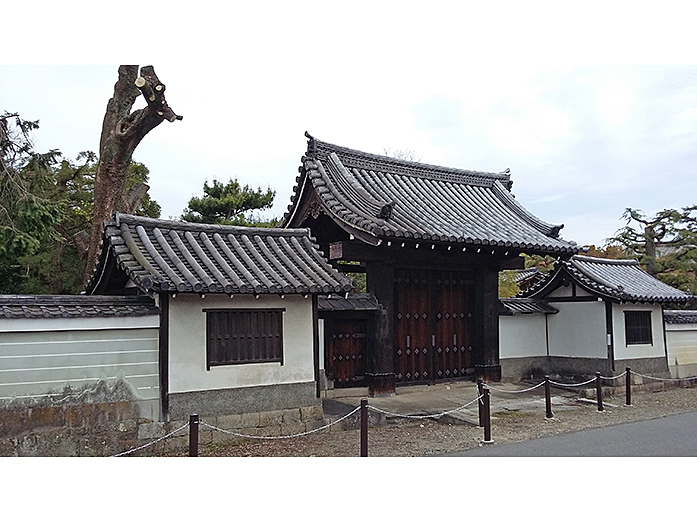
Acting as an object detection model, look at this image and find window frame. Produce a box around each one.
[624,310,653,346]
[205,308,285,369]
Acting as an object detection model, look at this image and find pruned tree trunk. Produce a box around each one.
[84,65,182,285]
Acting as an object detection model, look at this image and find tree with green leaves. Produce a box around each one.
[182,178,277,227]
[1,111,161,294]
[607,206,697,299]
[1,112,65,292]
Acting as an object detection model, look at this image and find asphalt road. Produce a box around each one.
[443,411,697,457]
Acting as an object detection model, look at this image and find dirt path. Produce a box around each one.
[168,384,697,457]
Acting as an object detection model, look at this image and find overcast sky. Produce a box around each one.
[3,2,697,248]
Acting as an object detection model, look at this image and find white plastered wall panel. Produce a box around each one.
[167,293,315,394]
[0,315,159,402]
[499,314,548,359]
[546,301,607,358]
[666,323,697,377]
[612,303,666,361]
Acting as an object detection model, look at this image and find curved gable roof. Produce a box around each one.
[283,133,581,255]
[86,213,353,296]
[524,255,694,304]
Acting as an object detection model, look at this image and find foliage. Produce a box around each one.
[498,271,520,298]
[182,178,277,227]
[606,206,697,304]
[0,111,160,294]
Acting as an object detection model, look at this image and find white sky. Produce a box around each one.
[3,2,697,248]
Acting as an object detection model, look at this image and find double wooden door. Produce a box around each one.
[394,268,475,383]
[325,319,367,388]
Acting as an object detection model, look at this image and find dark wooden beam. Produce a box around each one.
[473,266,502,381]
[365,259,396,395]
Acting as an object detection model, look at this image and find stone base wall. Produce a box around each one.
[0,400,145,457]
[0,401,326,457]
[167,382,320,419]
[0,380,327,456]
[501,355,669,382]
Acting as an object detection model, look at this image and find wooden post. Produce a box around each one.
[477,377,484,427]
[189,414,199,457]
[625,367,632,406]
[595,372,604,412]
[545,375,553,418]
[360,399,368,457]
[482,386,493,444]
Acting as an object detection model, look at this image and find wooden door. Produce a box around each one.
[326,319,366,388]
[433,271,474,380]
[394,269,432,382]
[394,269,474,383]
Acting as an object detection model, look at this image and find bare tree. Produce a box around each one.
[383,146,421,162]
[85,65,182,284]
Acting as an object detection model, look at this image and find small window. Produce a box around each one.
[624,311,653,345]
[206,309,284,367]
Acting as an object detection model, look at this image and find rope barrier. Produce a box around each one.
[630,370,697,382]
[599,371,627,381]
[111,369,697,457]
[111,422,189,457]
[366,394,483,420]
[485,381,546,394]
[548,377,597,388]
[198,405,361,440]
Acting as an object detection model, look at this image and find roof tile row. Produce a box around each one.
[87,213,353,295]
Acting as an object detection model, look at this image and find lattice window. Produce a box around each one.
[624,311,653,345]
[206,309,284,367]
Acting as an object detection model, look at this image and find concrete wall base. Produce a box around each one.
[167,382,320,420]
[501,355,669,382]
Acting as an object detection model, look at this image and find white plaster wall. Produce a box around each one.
[499,315,548,358]
[666,324,697,366]
[612,304,665,361]
[0,316,160,401]
[168,294,315,394]
[546,301,606,358]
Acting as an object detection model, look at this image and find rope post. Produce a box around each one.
[595,372,604,412]
[482,386,494,445]
[544,375,553,418]
[189,414,199,457]
[360,399,368,457]
[625,367,632,406]
[477,377,484,427]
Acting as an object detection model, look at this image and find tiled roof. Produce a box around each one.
[318,293,380,312]
[499,298,558,316]
[664,310,697,324]
[0,295,159,320]
[514,268,543,284]
[525,255,694,304]
[282,133,581,254]
[86,213,353,295]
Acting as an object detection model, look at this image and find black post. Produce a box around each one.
[545,375,553,418]
[482,386,493,444]
[625,367,632,406]
[360,399,368,457]
[595,372,604,412]
[477,377,484,427]
[189,414,199,457]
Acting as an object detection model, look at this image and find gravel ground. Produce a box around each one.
[175,383,697,457]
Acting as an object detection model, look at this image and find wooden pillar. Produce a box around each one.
[365,259,396,395]
[473,265,501,381]
[158,292,170,420]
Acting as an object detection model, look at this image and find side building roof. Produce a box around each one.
[499,297,558,316]
[0,294,158,320]
[282,133,581,255]
[86,213,353,296]
[664,310,697,324]
[523,255,694,304]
